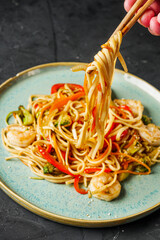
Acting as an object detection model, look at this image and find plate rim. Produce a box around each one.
[0,62,160,227]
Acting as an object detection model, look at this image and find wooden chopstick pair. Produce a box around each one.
[112,0,154,36]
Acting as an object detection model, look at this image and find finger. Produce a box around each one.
[149,15,160,35]
[138,9,155,27]
[157,12,160,23]
[124,0,137,12]
[149,0,160,15]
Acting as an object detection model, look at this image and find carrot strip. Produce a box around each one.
[123,161,129,170]
[84,167,111,174]
[87,139,110,161]
[68,156,77,161]
[123,134,136,149]
[112,142,121,152]
[115,169,150,175]
[112,152,151,175]
[49,92,85,113]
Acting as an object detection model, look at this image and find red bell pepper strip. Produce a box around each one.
[105,122,117,138]
[46,144,52,153]
[38,145,75,176]
[111,135,116,141]
[51,83,84,94]
[61,151,66,160]
[120,129,128,139]
[49,91,85,113]
[111,129,128,142]
[84,168,111,174]
[46,137,52,153]
[51,84,64,94]
[74,176,88,194]
[119,105,133,115]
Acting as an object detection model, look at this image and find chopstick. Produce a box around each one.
[112,0,155,37]
[86,0,154,74]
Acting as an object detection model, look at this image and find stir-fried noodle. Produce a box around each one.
[2,31,160,201]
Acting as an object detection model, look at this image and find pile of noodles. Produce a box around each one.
[2,31,160,200]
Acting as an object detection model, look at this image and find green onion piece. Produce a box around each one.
[142,115,152,125]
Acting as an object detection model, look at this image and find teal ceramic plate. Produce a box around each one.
[0,62,160,227]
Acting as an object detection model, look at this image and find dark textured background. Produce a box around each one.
[0,0,160,239]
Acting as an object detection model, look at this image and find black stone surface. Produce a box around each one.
[0,0,160,239]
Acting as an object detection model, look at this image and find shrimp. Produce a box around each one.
[6,124,36,147]
[138,123,160,146]
[114,99,144,117]
[88,172,121,201]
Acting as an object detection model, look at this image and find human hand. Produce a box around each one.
[124,0,160,36]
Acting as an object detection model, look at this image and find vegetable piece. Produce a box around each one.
[142,141,154,153]
[123,134,136,149]
[6,106,34,125]
[61,151,66,160]
[87,139,110,161]
[74,176,88,194]
[112,142,121,152]
[19,105,34,125]
[84,168,111,174]
[136,165,148,173]
[46,144,52,153]
[126,140,142,155]
[110,129,128,142]
[43,163,55,174]
[38,145,74,176]
[54,114,72,127]
[105,122,116,138]
[45,137,52,153]
[51,83,84,94]
[51,84,65,94]
[119,105,133,114]
[142,115,152,125]
[6,110,22,124]
[112,152,151,175]
[67,83,84,92]
[120,129,128,139]
[49,92,85,113]
[137,156,151,168]
[118,164,133,182]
